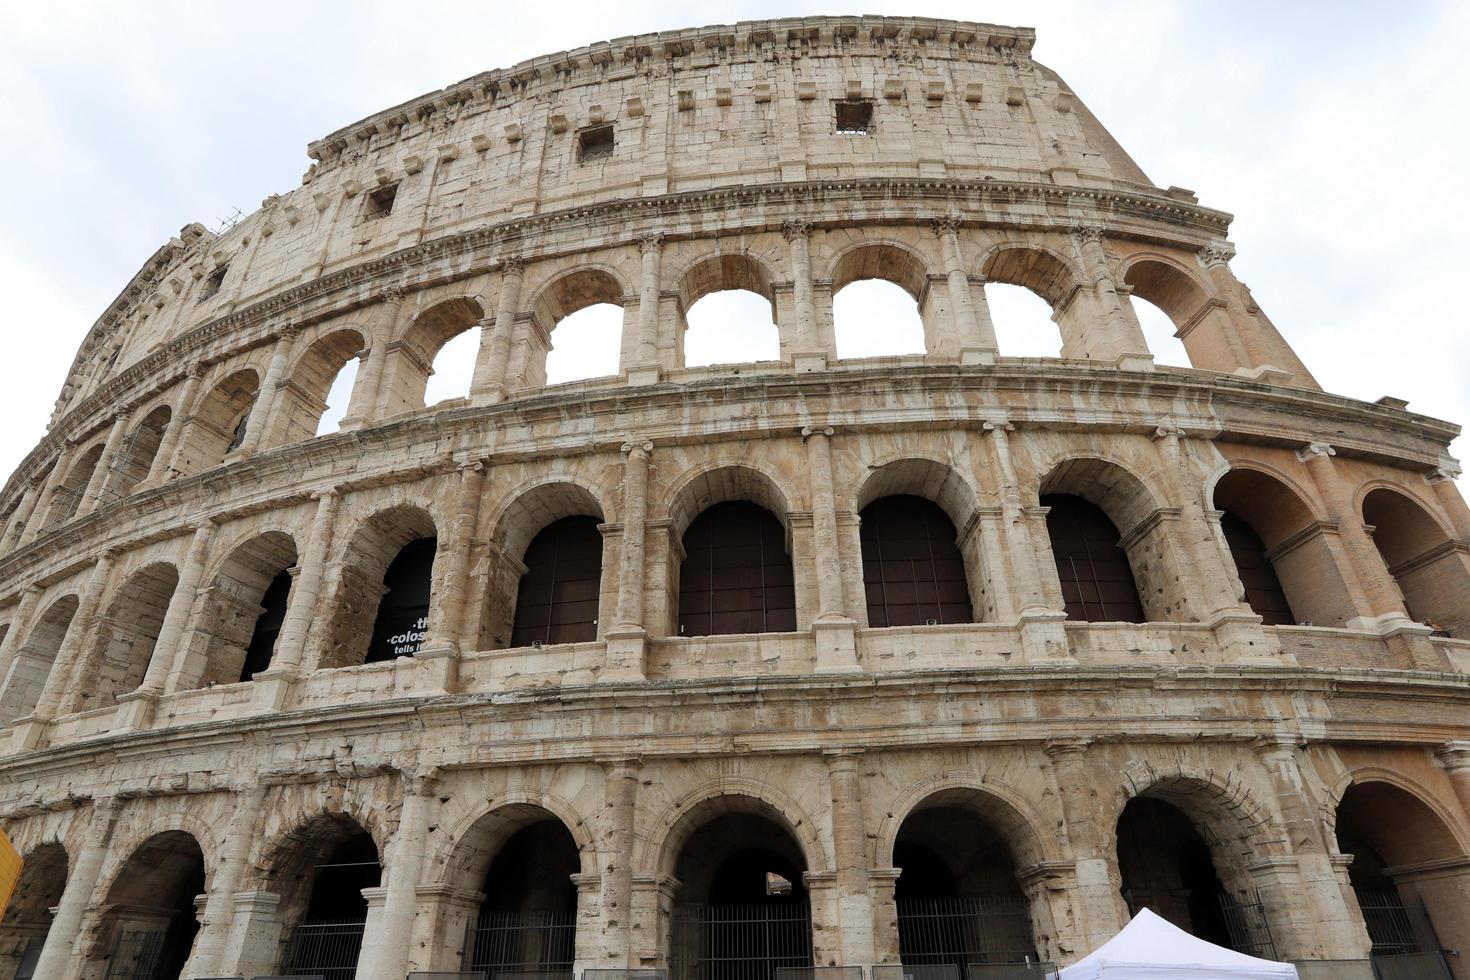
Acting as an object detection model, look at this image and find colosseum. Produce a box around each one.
[1,13,1468,980]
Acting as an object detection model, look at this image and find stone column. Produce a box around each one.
[803,426,858,672]
[123,522,216,721]
[148,365,205,486]
[77,412,130,517]
[2,480,43,550]
[0,586,43,705]
[1043,739,1126,954]
[16,553,116,746]
[1436,742,1470,823]
[628,233,663,384]
[983,421,1070,660]
[783,220,826,371]
[255,490,339,711]
[416,462,484,692]
[359,769,438,980]
[1428,463,1470,543]
[1251,737,1369,961]
[606,441,652,681]
[932,214,997,362]
[18,452,70,547]
[183,786,266,978]
[234,325,299,456]
[598,758,640,968]
[30,797,121,980]
[1073,226,1152,369]
[341,287,406,429]
[463,315,498,401]
[1197,242,1318,388]
[219,891,283,979]
[826,751,875,966]
[472,258,524,404]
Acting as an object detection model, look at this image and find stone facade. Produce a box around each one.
[1,14,1469,980]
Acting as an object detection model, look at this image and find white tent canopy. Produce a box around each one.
[1058,908,1299,980]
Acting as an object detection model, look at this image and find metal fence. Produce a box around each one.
[671,903,813,980]
[1370,953,1455,980]
[895,897,1040,969]
[282,920,368,980]
[103,929,168,980]
[1218,893,1278,961]
[464,909,576,980]
[965,966,1059,980]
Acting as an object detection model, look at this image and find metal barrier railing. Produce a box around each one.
[895,897,1041,971]
[966,967,1059,980]
[870,966,961,980]
[282,919,367,980]
[775,968,864,980]
[1290,962,1376,980]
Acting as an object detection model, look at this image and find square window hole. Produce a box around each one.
[578,125,614,162]
[835,100,873,134]
[366,183,398,219]
[199,265,227,301]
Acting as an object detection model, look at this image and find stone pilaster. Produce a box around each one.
[182,785,266,978]
[803,426,858,671]
[472,257,524,404]
[1043,739,1126,954]
[76,412,130,518]
[359,769,438,980]
[147,364,204,486]
[825,751,874,965]
[234,325,299,457]
[784,220,826,371]
[606,441,652,681]
[29,797,120,980]
[416,461,485,691]
[120,520,216,725]
[931,213,997,362]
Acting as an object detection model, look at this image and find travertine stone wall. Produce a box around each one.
[1,14,1469,980]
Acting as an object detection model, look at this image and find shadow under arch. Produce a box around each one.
[664,461,795,543]
[0,840,68,979]
[177,367,260,475]
[183,528,300,688]
[0,592,79,725]
[319,503,438,668]
[74,562,177,713]
[86,830,206,980]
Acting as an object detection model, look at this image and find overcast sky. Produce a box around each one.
[1,1,1465,487]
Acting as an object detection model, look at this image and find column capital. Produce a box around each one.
[1042,737,1093,762]
[620,440,653,457]
[1429,461,1463,484]
[378,284,406,304]
[1296,441,1336,462]
[781,218,812,241]
[186,361,208,380]
[801,424,835,441]
[458,459,485,475]
[273,322,302,342]
[981,418,1015,433]
[309,486,341,503]
[402,765,441,797]
[1198,240,1237,268]
[929,212,964,235]
[599,756,643,777]
[823,748,864,771]
[1153,424,1186,442]
[637,231,665,254]
[1251,733,1306,758]
[498,254,525,275]
[1435,741,1470,773]
[1070,224,1106,246]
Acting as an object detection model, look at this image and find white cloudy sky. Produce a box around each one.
[0,1,1465,484]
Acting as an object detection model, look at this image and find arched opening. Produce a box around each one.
[981,246,1079,359]
[77,563,178,712]
[0,595,78,725]
[112,406,172,499]
[321,507,437,669]
[272,816,380,980]
[41,443,105,530]
[425,327,479,407]
[986,284,1063,358]
[680,254,781,367]
[667,801,813,980]
[1362,488,1470,638]
[277,329,366,442]
[0,843,67,980]
[1124,259,1224,373]
[677,502,796,637]
[893,792,1044,969]
[1211,467,1357,627]
[524,270,624,389]
[183,532,298,689]
[86,831,205,980]
[1336,781,1468,973]
[177,369,259,474]
[387,298,485,415]
[454,808,581,980]
[1115,798,1235,948]
[859,496,973,628]
[831,244,929,359]
[1041,495,1145,623]
[316,357,359,435]
[510,516,603,648]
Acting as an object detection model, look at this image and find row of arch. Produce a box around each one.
[1,448,1463,728]
[7,229,1298,550]
[2,766,1466,979]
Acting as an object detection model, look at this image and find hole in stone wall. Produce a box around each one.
[545,304,621,384]
[425,325,480,406]
[684,290,780,366]
[577,125,614,162]
[199,265,227,301]
[365,183,398,219]
[835,100,874,134]
[986,283,1063,358]
[833,280,925,358]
